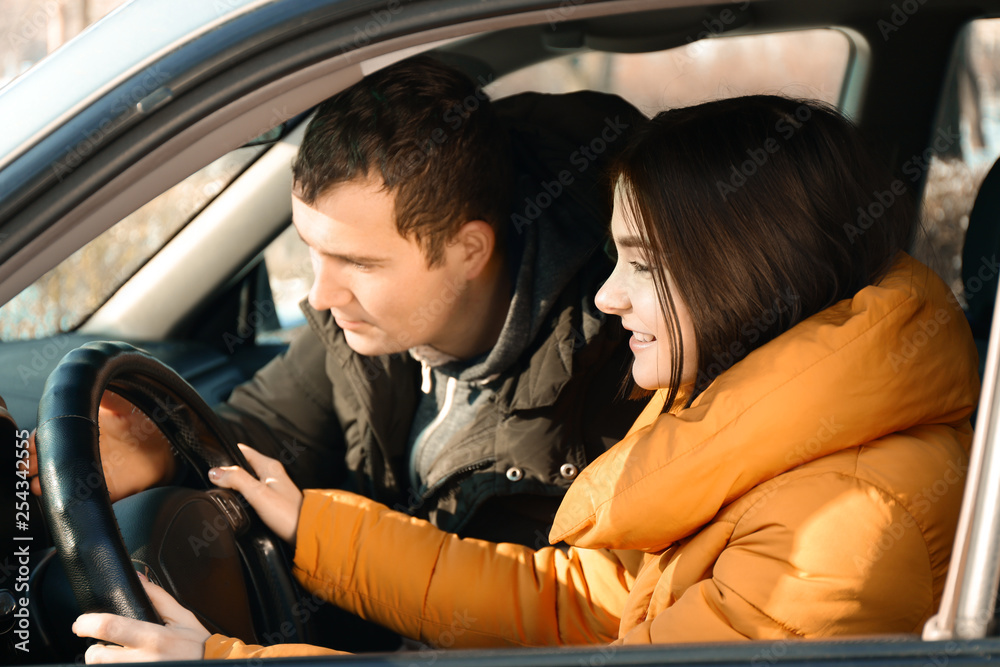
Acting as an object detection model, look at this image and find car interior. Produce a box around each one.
[4,0,1000,663]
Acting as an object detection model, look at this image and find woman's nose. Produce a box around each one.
[595,269,629,315]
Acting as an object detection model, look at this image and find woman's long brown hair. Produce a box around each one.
[611,96,918,412]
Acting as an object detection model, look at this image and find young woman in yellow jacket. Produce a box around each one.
[73,95,980,661]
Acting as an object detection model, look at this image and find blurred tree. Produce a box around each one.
[938,33,985,160]
[1,0,126,84]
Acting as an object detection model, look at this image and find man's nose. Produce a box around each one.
[308,263,353,311]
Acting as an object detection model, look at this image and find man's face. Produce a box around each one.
[292,176,469,357]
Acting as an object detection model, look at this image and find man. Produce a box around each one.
[30,56,642,548]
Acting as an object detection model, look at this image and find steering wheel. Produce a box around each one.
[34,340,309,645]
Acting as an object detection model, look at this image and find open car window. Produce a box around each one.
[911,19,1000,304]
[0,145,266,341]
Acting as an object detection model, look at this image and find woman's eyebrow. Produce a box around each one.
[615,234,647,249]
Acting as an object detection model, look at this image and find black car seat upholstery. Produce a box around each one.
[961,155,1000,377]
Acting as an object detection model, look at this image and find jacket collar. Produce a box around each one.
[300,303,419,486]
[550,254,980,552]
[299,279,607,415]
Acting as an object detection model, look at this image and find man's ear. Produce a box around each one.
[452,220,496,279]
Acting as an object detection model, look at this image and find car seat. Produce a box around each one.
[961,155,1000,378]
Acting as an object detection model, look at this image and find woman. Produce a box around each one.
[74,95,979,660]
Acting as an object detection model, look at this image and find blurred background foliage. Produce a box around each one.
[0,1,997,340]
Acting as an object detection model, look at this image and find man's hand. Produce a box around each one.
[28,391,176,502]
[210,444,303,545]
[72,574,211,663]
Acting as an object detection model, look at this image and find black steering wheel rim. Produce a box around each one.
[34,340,257,623]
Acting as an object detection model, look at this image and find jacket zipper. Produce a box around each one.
[407,458,495,514]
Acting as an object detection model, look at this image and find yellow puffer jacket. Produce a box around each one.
[205,253,979,658]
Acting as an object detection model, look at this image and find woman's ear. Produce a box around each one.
[453,220,497,279]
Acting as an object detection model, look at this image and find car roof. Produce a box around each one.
[3,0,998,175]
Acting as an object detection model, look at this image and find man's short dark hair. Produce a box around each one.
[292,55,513,265]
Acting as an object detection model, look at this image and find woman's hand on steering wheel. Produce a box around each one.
[72,574,211,663]
[209,444,303,545]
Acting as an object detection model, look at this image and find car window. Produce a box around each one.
[911,19,1000,305]
[255,29,852,346]
[486,29,849,113]
[0,145,266,341]
[258,224,314,343]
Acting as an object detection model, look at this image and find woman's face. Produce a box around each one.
[596,187,698,390]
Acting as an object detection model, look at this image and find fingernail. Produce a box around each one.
[136,571,147,581]
[208,468,221,480]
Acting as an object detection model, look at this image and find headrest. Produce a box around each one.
[962,157,1000,339]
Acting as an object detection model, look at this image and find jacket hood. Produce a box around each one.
[434,202,599,383]
[550,253,980,552]
[434,94,624,384]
